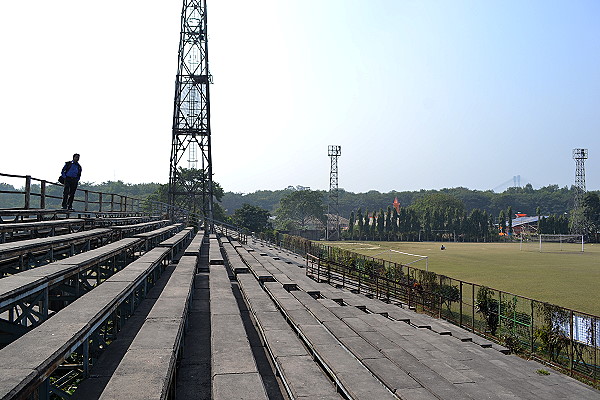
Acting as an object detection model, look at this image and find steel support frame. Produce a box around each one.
[169,0,214,224]
[573,148,588,208]
[327,145,341,241]
[572,148,588,234]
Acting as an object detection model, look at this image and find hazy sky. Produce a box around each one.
[1,1,599,194]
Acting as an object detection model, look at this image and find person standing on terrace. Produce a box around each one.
[60,153,82,211]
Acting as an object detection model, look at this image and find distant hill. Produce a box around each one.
[1,177,589,220]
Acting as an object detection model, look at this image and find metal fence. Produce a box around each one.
[0,172,188,219]
[271,234,599,389]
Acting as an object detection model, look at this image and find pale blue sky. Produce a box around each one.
[0,1,598,193]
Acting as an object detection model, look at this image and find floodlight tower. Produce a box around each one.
[573,148,588,208]
[188,143,198,169]
[168,0,213,224]
[327,145,341,240]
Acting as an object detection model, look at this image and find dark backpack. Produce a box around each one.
[58,161,72,184]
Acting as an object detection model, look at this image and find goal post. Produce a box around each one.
[521,234,584,252]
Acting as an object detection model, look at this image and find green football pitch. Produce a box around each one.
[326,241,600,316]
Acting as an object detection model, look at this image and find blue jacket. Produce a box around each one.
[61,161,82,181]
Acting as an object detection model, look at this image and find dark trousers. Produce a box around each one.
[62,177,78,209]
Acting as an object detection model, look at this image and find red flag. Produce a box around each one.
[393,197,400,213]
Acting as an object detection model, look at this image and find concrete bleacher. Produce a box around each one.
[87,216,154,228]
[223,239,395,399]
[0,222,185,331]
[0,225,197,400]
[209,248,268,399]
[157,227,196,260]
[1,226,599,400]
[220,241,342,399]
[0,228,114,276]
[0,209,69,223]
[208,234,224,266]
[247,240,600,400]
[0,218,90,244]
[0,247,173,399]
[134,223,183,252]
[109,219,170,239]
[97,235,202,400]
[0,236,142,345]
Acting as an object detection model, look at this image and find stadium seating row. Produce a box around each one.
[245,240,600,400]
[0,226,197,399]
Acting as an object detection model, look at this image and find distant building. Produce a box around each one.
[325,214,350,231]
[286,185,311,191]
[284,214,349,241]
[511,215,543,235]
[498,213,545,236]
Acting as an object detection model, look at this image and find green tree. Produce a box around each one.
[583,193,600,242]
[392,208,399,240]
[377,209,385,240]
[275,189,325,230]
[231,204,271,233]
[410,193,465,217]
[147,168,226,221]
[363,209,370,240]
[348,211,355,239]
[370,213,376,240]
[385,206,392,240]
[357,208,364,240]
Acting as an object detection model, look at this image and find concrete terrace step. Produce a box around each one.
[97,243,199,400]
[133,223,183,252]
[0,218,90,244]
[0,237,143,345]
[0,228,112,263]
[236,273,341,400]
[262,281,396,400]
[249,240,600,400]
[209,261,267,399]
[208,235,224,265]
[109,219,170,239]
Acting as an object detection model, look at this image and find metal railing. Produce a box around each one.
[211,218,248,244]
[0,172,186,219]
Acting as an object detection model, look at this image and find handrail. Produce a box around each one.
[209,218,248,244]
[0,172,187,219]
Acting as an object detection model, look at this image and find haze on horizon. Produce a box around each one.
[0,1,598,194]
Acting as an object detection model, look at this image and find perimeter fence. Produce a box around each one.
[259,232,600,388]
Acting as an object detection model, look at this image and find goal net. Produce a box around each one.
[520,234,584,252]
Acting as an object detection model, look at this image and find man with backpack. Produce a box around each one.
[60,153,82,210]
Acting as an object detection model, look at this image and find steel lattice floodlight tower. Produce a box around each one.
[168,0,213,224]
[327,145,341,240]
[573,148,588,208]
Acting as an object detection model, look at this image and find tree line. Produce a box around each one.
[0,178,589,219]
[222,184,591,218]
[2,175,598,242]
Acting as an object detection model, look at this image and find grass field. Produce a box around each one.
[325,241,600,316]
